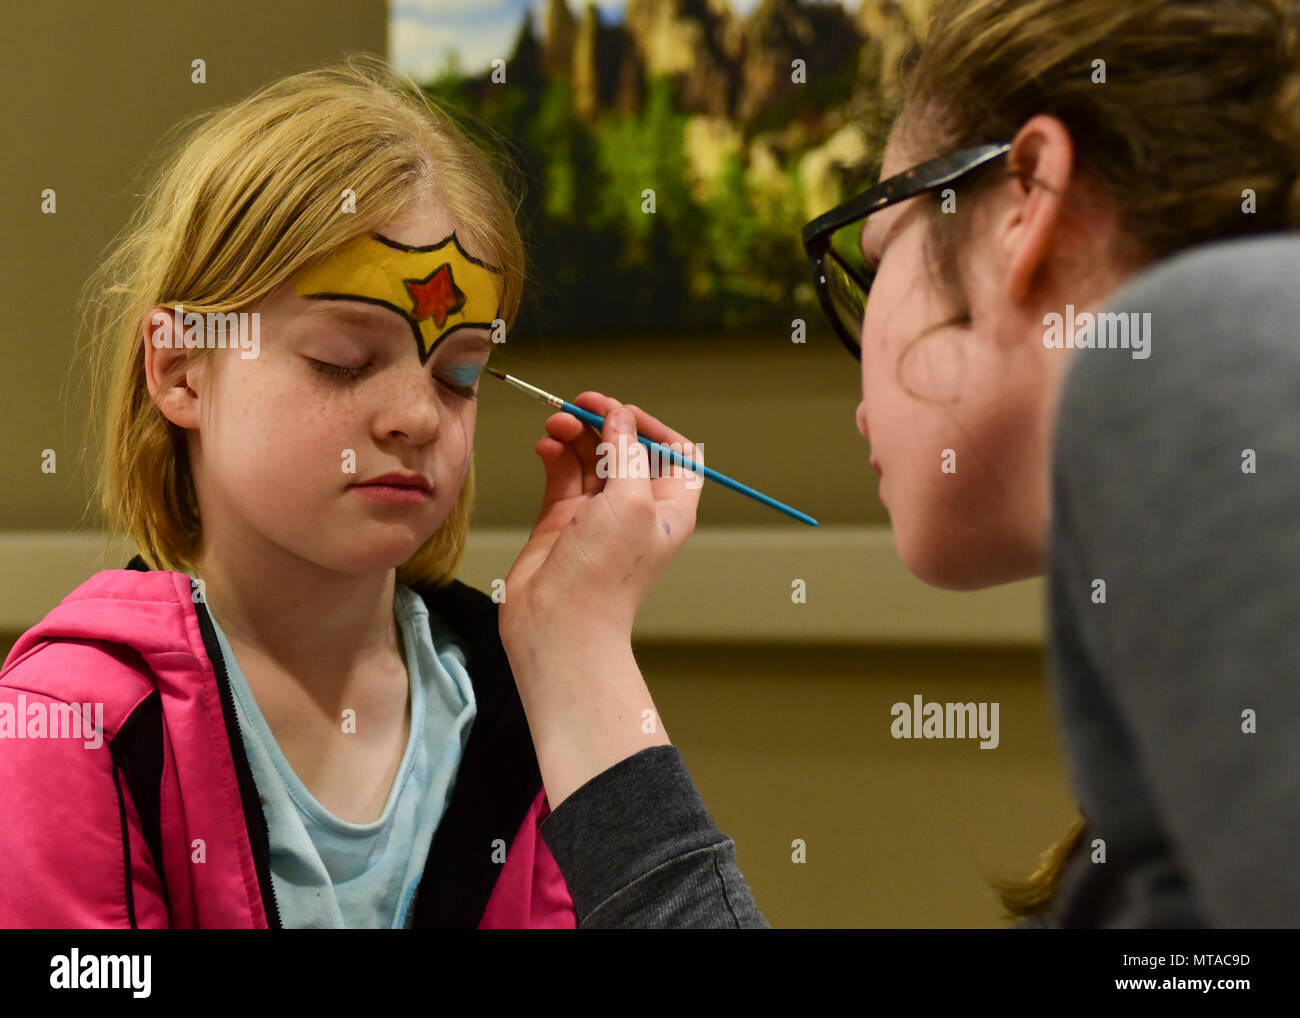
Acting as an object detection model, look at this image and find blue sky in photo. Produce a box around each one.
[389,0,827,80]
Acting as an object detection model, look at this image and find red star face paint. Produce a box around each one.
[293,232,502,365]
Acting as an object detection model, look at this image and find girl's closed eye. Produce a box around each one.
[307,357,484,398]
[309,357,370,381]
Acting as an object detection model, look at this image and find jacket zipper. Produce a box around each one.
[191,590,284,929]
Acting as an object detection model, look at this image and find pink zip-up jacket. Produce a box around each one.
[0,557,577,928]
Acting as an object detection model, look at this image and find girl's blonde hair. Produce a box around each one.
[77,54,524,589]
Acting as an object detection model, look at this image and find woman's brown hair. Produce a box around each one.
[897,0,1300,342]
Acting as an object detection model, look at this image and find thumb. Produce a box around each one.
[599,404,651,503]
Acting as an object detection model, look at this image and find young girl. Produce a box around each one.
[496,0,1300,927]
[0,57,576,929]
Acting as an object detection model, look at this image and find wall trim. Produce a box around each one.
[0,528,1043,644]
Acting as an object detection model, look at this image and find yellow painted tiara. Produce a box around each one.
[294,231,502,364]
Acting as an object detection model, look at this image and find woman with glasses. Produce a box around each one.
[498,0,1300,927]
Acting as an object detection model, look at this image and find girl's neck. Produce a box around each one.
[190,543,405,703]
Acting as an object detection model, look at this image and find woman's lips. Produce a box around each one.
[871,459,883,477]
[350,484,432,505]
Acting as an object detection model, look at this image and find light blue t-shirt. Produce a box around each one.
[194,577,476,928]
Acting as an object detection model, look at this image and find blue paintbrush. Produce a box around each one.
[485,367,819,527]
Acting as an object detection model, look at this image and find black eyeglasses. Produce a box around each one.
[801,143,1012,360]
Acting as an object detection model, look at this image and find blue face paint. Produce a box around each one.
[446,362,484,387]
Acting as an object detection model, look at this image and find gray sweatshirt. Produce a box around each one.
[538,233,1300,928]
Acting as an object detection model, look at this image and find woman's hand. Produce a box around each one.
[497,391,704,807]
[499,391,703,647]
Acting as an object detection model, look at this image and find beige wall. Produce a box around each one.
[0,0,1076,927]
[640,643,1077,927]
[1,0,387,528]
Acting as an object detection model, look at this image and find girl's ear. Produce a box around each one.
[1002,115,1074,307]
[142,306,204,430]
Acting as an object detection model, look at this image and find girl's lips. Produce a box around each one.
[350,484,432,505]
[871,459,883,477]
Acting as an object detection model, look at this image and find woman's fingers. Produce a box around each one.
[622,403,692,449]
[537,391,704,537]
[614,404,704,541]
[507,390,704,645]
[533,434,586,508]
[544,391,625,496]
[619,402,704,496]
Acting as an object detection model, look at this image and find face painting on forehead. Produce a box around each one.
[293,231,502,364]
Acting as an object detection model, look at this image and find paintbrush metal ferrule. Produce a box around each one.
[486,367,564,410]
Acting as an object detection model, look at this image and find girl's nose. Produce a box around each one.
[855,400,870,442]
[379,368,443,443]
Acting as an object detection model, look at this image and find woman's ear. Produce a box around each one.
[1001,115,1075,307]
[141,306,204,429]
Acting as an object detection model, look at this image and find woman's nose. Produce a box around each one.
[855,400,870,442]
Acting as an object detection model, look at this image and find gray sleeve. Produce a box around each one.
[539,745,770,928]
[1049,234,1300,926]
